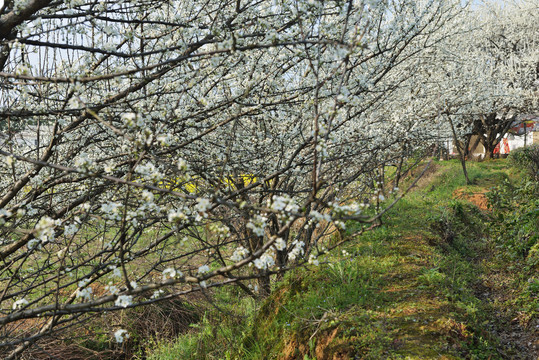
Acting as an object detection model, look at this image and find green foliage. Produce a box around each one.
[417,267,446,287]
[484,168,539,320]
[235,254,396,359]
[145,320,207,360]
[487,179,539,263]
[428,199,487,259]
[509,145,539,180]
[146,288,257,360]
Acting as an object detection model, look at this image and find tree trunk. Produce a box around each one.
[467,135,482,159]
[257,272,272,298]
[448,116,470,184]
[395,154,404,188]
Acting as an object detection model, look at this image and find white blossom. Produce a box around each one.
[74,153,95,173]
[177,158,189,171]
[4,156,14,166]
[141,190,154,203]
[64,224,79,237]
[194,198,211,214]
[115,295,133,308]
[273,237,286,251]
[104,163,115,173]
[168,209,187,223]
[35,217,60,243]
[12,298,29,310]
[270,195,299,213]
[162,267,182,280]
[101,202,122,221]
[288,240,305,261]
[109,266,122,278]
[230,246,250,262]
[308,254,319,266]
[253,249,275,270]
[122,112,138,128]
[136,162,163,182]
[310,210,331,222]
[151,290,164,299]
[106,284,120,295]
[76,287,93,301]
[197,265,210,274]
[246,215,268,237]
[114,329,129,343]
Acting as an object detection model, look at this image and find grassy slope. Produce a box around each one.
[148,159,537,360]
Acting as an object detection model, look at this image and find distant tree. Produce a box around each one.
[437,0,538,159]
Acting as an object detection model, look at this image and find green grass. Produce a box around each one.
[147,159,536,360]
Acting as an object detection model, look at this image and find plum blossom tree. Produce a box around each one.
[435,0,538,160]
[1,0,465,357]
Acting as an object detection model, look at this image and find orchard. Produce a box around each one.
[0,0,537,358]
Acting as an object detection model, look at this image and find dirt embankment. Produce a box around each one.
[452,188,490,211]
